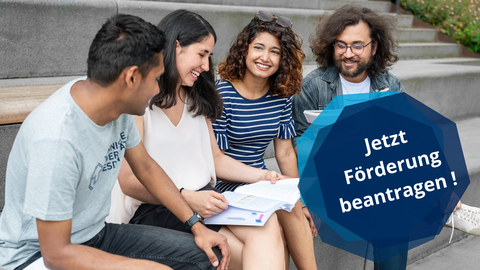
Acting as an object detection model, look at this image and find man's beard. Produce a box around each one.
[334,55,373,79]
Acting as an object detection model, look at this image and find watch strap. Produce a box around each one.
[184,212,204,231]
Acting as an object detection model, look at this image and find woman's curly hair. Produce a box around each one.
[217,15,305,97]
[310,5,399,78]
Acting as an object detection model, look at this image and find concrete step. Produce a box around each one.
[398,14,415,28]
[129,0,392,12]
[391,58,480,121]
[398,43,463,59]
[407,234,480,270]
[399,28,438,43]
[318,0,391,13]
[0,0,413,79]
[0,0,116,79]
[0,76,81,124]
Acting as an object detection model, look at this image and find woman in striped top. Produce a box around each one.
[212,11,317,270]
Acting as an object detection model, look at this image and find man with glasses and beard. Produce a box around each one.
[292,4,403,137]
[292,5,406,269]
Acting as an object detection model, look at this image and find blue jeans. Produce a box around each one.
[17,223,222,270]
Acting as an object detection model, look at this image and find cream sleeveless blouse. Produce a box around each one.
[143,104,216,190]
[107,103,216,224]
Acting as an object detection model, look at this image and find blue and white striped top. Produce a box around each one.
[212,80,296,190]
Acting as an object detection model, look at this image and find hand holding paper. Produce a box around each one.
[205,179,300,226]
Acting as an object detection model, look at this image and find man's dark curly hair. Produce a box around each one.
[310,5,399,78]
[217,14,305,97]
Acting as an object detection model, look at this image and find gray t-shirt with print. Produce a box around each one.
[0,77,141,269]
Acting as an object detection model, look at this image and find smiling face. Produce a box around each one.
[244,32,281,81]
[175,34,215,87]
[334,21,377,83]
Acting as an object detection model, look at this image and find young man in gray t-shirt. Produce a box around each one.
[0,14,229,270]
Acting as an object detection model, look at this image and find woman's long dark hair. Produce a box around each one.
[149,9,223,120]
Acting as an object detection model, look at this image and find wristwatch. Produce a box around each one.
[185,212,204,231]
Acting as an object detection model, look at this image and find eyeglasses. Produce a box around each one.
[255,10,293,28]
[333,40,374,56]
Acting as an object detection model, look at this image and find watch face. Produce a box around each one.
[196,213,205,223]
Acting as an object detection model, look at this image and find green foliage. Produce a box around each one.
[402,0,480,54]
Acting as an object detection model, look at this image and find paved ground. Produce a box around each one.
[408,234,480,269]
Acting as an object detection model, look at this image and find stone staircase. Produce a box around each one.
[142,0,393,12]
[0,0,479,269]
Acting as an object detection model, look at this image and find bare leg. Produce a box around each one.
[280,224,290,270]
[454,200,462,211]
[276,201,316,270]
[227,213,285,270]
[219,227,244,270]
